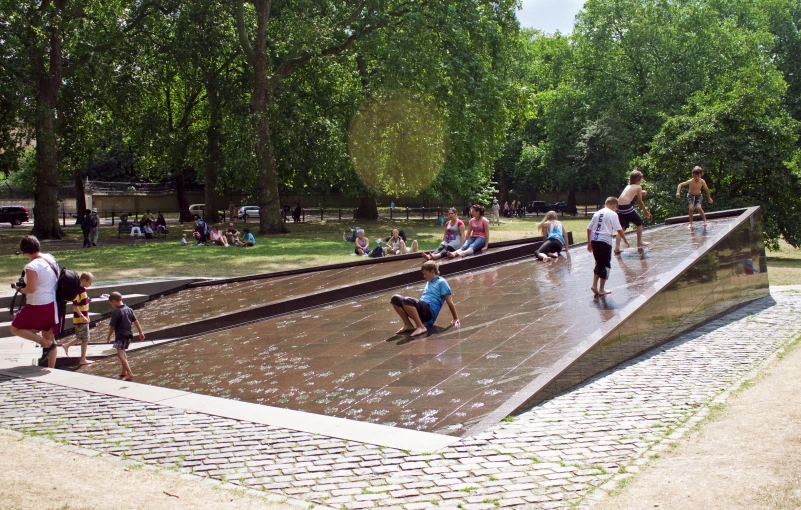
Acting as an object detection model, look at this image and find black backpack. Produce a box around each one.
[41,256,82,334]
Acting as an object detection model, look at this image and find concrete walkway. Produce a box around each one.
[1,288,800,509]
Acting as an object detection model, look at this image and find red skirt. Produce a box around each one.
[11,302,59,333]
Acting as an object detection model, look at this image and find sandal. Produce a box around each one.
[39,341,57,361]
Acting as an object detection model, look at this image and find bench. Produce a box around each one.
[118,222,168,239]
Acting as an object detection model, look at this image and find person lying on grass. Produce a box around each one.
[390,260,459,337]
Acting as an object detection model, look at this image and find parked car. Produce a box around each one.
[0,206,29,226]
[238,206,260,220]
[526,201,548,213]
[549,201,567,212]
[188,204,205,218]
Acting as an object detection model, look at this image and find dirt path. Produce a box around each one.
[0,431,294,510]
[596,337,801,510]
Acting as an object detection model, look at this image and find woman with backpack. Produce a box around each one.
[9,236,60,368]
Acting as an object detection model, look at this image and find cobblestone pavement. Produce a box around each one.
[2,291,800,509]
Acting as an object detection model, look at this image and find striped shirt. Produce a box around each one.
[72,288,90,324]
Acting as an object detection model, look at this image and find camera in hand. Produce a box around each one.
[11,278,25,289]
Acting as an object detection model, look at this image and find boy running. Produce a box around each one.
[614,169,652,254]
[390,261,459,337]
[676,166,714,229]
[61,272,95,365]
[105,292,145,381]
[588,197,630,296]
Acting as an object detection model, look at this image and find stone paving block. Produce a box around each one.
[1,293,800,510]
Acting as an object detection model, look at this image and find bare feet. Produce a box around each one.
[687,224,693,230]
[78,360,94,366]
[598,289,612,296]
[62,343,71,357]
[446,251,457,259]
[591,286,600,296]
[122,375,133,381]
[614,250,622,255]
[410,326,428,337]
[638,241,651,248]
[395,325,415,334]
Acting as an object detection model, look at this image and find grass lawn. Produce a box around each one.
[0,216,796,287]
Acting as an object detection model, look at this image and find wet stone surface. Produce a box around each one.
[80,219,744,435]
[3,291,800,509]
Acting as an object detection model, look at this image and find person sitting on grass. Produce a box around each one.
[235,228,256,246]
[390,260,459,338]
[225,222,239,245]
[156,212,168,234]
[208,224,229,246]
[192,218,209,244]
[354,229,370,256]
[385,229,418,255]
[343,226,361,242]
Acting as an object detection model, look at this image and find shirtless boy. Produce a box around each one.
[676,166,714,229]
[615,169,652,254]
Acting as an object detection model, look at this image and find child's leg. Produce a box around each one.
[591,273,600,295]
[79,340,91,364]
[117,349,133,378]
[687,204,695,227]
[698,205,707,225]
[597,277,609,295]
[402,304,428,337]
[390,295,415,333]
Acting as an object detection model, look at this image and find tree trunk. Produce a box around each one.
[176,168,192,221]
[498,165,508,204]
[355,192,378,220]
[73,168,87,221]
[29,1,66,240]
[567,189,577,215]
[203,76,224,224]
[250,0,287,234]
[31,111,65,239]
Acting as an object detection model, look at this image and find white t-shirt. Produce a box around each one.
[587,207,622,247]
[24,253,59,305]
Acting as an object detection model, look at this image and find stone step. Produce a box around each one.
[0,312,103,338]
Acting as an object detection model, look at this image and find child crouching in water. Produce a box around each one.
[105,292,145,381]
[390,260,459,337]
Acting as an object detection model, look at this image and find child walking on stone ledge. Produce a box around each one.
[390,261,459,337]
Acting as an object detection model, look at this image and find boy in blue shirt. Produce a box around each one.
[390,261,460,337]
[236,228,256,246]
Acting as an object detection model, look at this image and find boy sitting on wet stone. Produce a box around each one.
[390,260,460,337]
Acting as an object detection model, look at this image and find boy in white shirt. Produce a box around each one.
[587,197,630,296]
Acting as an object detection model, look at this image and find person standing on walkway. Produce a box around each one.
[81,209,93,248]
[587,197,629,296]
[9,236,60,368]
[90,208,100,246]
[491,199,500,225]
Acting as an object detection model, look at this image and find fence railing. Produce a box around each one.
[56,203,604,226]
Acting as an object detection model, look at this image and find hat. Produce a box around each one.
[91,208,97,213]
[493,199,498,204]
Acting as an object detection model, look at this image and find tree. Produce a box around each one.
[235,0,519,233]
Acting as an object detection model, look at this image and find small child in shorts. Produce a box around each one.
[676,165,714,229]
[587,197,630,296]
[614,169,652,254]
[61,272,94,365]
[105,292,145,381]
[390,260,459,337]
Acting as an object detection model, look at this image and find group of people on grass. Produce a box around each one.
[120,209,168,239]
[187,219,255,247]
